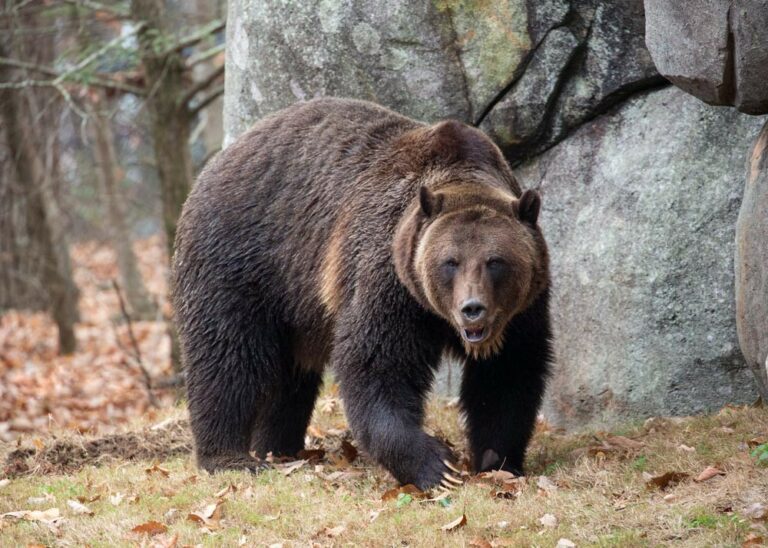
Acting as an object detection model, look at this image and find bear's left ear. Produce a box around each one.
[514,189,541,225]
[419,186,444,217]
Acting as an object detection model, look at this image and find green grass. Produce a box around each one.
[2,400,768,546]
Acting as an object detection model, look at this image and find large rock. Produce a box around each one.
[516,87,763,429]
[644,0,768,115]
[482,0,662,160]
[224,0,570,144]
[736,122,768,399]
[224,0,661,156]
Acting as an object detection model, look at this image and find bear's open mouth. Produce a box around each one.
[462,326,487,343]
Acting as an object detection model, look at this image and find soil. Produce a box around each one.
[3,419,192,476]
[1,419,362,477]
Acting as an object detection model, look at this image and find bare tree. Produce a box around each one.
[0,43,80,354]
[90,91,157,319]
[0,0,225,370]
[131,0,224,256]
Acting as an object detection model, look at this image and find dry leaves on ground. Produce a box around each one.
[440,513,467,532]
[0,237,174,443]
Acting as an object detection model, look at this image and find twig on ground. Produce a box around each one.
[111,279,159,408]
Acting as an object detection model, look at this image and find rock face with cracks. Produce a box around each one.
[224,0,662,159]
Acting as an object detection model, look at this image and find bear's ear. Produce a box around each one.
[514,189,541,225]
[419,186,444,217]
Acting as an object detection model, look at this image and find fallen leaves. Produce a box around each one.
[743,533,764,546]
[0,237,174,443]
[440,513,467,531]
[317,524,346,538]
[537,475,559,494]
[187,499,225,530]
[1,507,64,533]
[2,507,61,522]
[474,470,527,499]
[644,471,689,490]
[66,499,94,515]
[145,462,171,477]
[574,433,645,460]
[131,520,168,536]
[278,460,307,476]
[694,466,725,482]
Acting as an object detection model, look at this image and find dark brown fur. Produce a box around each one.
[172,98,552,488]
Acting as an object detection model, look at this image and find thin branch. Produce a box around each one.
[189,84,223,117]
[52,81,88,120]
[0,56,146,95]
[60,0,130,18]
[0,0,37,16]
[167,20,225,54]
[53,22,145,86]
[181,64,224,107]
[0,56,59,77]
[0,78,53,90]
[111,279,159,408]
[185,43,225,69]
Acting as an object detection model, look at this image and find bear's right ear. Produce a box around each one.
[419,186,444,217]
[513,189,541,225]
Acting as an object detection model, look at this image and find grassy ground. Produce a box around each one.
[1,390,767,547]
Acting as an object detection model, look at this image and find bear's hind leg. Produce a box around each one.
[182,296,284,473]
[250,368,322,458]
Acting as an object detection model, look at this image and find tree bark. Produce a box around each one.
[0,49,80,354]
[131,0,198,373]
[91,95,157,319]
[131,0,194,259]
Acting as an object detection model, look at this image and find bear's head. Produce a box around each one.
[394,183,549,359]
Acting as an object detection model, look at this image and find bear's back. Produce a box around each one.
[174,99,423,325]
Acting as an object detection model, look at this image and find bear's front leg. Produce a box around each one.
[332,303,460,491]
[461,290,552,474]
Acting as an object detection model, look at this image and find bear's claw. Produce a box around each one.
[443,459,462,475]
[443,471,463,485]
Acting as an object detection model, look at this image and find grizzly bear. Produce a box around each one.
[172,97,552,490]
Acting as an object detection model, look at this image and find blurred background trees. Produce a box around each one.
[0,0,225,362]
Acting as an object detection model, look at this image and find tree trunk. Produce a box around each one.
[91,97,157,319]
[132,0,195,373]
[131,0,194,259]
[0,52,80,354]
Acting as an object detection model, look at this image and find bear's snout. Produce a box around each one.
[460,298,487,321]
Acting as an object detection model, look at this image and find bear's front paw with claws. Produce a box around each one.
[412,436,464,492]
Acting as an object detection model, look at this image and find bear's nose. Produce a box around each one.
[461,299,486,321]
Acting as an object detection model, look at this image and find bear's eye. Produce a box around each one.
[440,258,459,282]
[487,257,506,270]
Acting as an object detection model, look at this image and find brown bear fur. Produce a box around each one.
[172,98,552,489]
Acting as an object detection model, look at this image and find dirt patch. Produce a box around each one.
[1,420,366,477]
[3,419,192,476]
